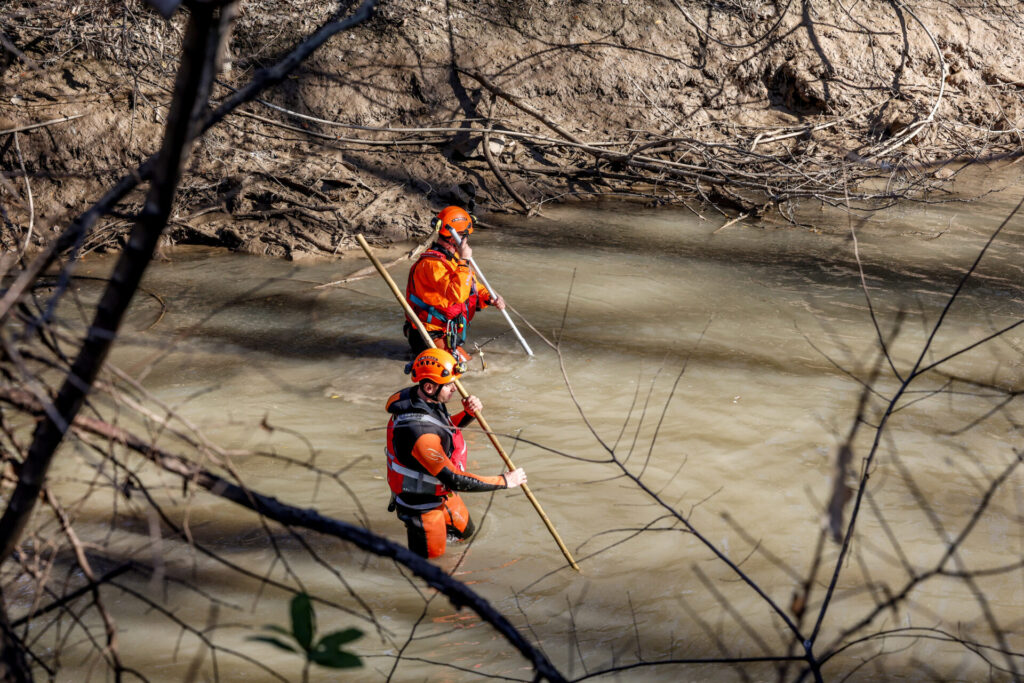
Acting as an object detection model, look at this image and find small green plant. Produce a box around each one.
[250,592,363,679]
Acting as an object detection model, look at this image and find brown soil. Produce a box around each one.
[2,1,1023,259]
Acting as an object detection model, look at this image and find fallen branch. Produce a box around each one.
[314,228,435,289]
[712,212,748,234]
[0,114,86,137]
[12,132,34,257]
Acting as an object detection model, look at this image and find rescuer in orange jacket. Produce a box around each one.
[404,206,506,360]
[385,348,527,559]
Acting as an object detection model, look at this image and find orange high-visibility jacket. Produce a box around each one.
[405,245,491,334]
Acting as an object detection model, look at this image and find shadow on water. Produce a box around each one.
[490,206,1024,299]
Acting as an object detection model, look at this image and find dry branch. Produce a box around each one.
[0,0,236,565]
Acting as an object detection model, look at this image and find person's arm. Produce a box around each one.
[474,282,506,311]
[452,411,476,428]
[452,396,480,428]
[410,433,511,492]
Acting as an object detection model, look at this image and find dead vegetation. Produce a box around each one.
[3,1,1024,259]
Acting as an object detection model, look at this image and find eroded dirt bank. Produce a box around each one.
[2,0,1023,259]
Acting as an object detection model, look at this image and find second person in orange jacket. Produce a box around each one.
[404,206,505,361]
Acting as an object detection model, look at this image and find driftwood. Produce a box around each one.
[314,227,436,289]
[0,115,85,138]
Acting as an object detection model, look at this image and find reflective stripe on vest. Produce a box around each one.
[392,412,455,432]
[386,451,442,494]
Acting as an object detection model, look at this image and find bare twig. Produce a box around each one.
[0,115,86,138]
[12,132,34,257]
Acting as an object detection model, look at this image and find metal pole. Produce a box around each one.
[447,228,534,356]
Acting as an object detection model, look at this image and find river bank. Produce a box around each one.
[2,0,1024,259]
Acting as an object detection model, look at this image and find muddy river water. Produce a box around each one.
[42,165,1024,681]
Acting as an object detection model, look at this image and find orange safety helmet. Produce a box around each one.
[432,206,475,238]
[409,348,463,385]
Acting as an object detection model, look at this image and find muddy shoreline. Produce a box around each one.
[2,0,1023,259]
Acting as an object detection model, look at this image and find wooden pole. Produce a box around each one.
[356,234,580,572]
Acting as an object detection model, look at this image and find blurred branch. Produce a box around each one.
[0,0,236,565]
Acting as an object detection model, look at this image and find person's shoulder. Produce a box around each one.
[386,386,416,413]
[413,250,454,274]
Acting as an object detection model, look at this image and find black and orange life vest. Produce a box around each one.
[385,387,468,508]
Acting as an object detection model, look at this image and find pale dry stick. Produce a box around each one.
[13,132,34,256]
[235,107,623,154]
[987,87,1024,155]
[355,234,580,572]
[235,110,448,145]
[712,212,748,234]
[951,118,1024,138]
[0,114,85,137]
[868,2,946,160]
[243,97,629,149]
[748,101,890,151]
[315,230,435,289]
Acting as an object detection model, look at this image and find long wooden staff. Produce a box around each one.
[446,228,534,356]
[356,234,580,572]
